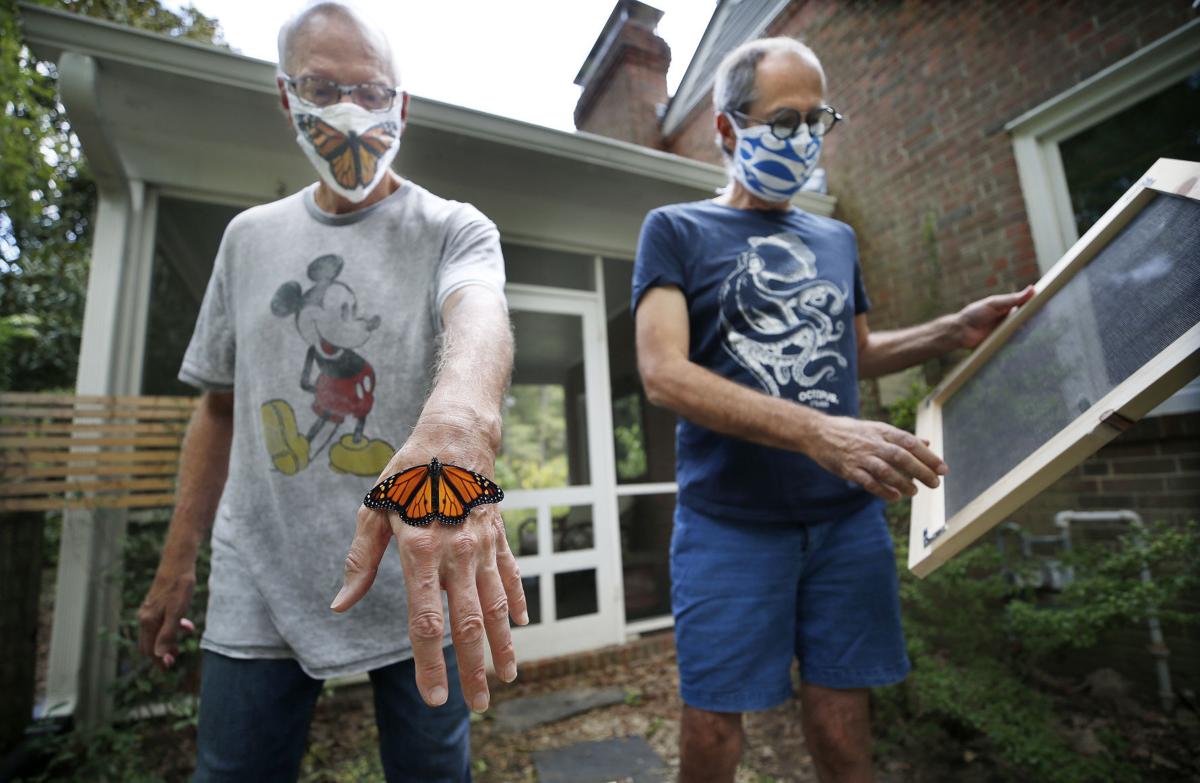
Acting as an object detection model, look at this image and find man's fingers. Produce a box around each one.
[153,609,181,660]
[331,507,393,612]
[991,286,1035,314]
[886,429,947,476]
[1010,285,1035,306]
[865,456,915,498]
[398,529,450,706]
[446,531,490,712]
[476,555,517,684]
[137,605,162,659]
[850,467,899,502]
[880,438,940,489]
[494,517,529,626]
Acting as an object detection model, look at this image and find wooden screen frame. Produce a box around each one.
[909,158,1200,578]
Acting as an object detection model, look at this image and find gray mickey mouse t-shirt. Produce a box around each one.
[179,181,505,678]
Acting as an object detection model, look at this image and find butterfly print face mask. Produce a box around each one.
[287,91,402,203]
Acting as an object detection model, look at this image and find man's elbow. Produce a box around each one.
[638,355,680,410]
[201,391,235,419]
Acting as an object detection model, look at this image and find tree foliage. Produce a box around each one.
[0,0,225,391]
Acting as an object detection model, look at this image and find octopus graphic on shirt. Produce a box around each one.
[258,253,395,477]
[718,231,850,410]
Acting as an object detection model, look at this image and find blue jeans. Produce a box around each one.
[193,648,471,782]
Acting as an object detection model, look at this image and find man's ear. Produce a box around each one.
[714,111,736,158]
[399,91,410,125]
[277,77,294,128]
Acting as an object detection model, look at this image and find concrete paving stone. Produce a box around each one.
[492,686,628,734]
[532,736,668,783]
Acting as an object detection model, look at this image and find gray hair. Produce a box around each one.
[276,1,399,83]
[712,37,824,162]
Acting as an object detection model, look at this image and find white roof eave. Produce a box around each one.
[18,3,730,194]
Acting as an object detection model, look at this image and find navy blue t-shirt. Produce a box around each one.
[632,200,873,523]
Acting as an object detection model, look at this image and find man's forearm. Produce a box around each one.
[858,314,962,379]
[643,354,823,455]
[417,287,513,457]
[160,393,233,570]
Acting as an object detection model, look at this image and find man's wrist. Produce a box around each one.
[784,398,826,457]
[412,403,503,458]
[940,312,967,351]
[156,547,198,581]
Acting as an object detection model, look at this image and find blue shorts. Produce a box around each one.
[671,498,910,713]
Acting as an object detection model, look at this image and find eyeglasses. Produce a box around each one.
[731,106,844,140]
[285,74,398,111]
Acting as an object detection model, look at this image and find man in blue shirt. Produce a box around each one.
[633,38,1032,783]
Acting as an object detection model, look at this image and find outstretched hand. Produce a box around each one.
[956,285,1035,349]
[331,419,528,713]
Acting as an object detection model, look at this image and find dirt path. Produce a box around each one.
[468,648,818,783]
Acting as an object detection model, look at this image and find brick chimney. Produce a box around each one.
[573,0,670,148]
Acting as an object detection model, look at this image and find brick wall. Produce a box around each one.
[666,0,1196,328]
[1012,413,1200,530]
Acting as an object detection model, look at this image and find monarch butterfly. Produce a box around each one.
[297,115,397,191]
[363,457,504,526]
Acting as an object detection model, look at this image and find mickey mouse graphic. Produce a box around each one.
[260,254,394,477]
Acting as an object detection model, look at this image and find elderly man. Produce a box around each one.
[633,38,1032,783]
[136,2,526,780]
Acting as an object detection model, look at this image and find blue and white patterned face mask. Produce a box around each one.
[725,113,822,203]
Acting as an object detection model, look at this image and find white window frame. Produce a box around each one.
[1006,19,1200,416]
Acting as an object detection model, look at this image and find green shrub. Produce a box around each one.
[878,383,1200,782]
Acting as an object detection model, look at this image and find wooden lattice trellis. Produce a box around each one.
[0,392,195,512]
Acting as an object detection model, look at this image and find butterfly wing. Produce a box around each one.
[300,117,349,159]
[436,463,505,524]
[364,464,429,517]
[298,116,361,190]
[401,477,437,525]
[334,122,396,190]
[358,122,397,155]
[436,474,467,522]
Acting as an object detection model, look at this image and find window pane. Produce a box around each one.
[604,258,677,484]
[1060,69,1200,235]
[520,575,542,626]
[502,508,538,556]
[503,243,595,290]
[619,491,675,621]
[551,504,593,552]
[497,311,590,487]
[612,394,648,481]
[143,197,240,394]
[554,569,598,619]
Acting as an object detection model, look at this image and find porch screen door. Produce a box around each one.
[499,284,621,660]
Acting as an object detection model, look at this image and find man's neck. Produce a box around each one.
[313,170,403,215]
[713,181,792,212]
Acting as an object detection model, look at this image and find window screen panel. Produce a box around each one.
[941,193,1200,518]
